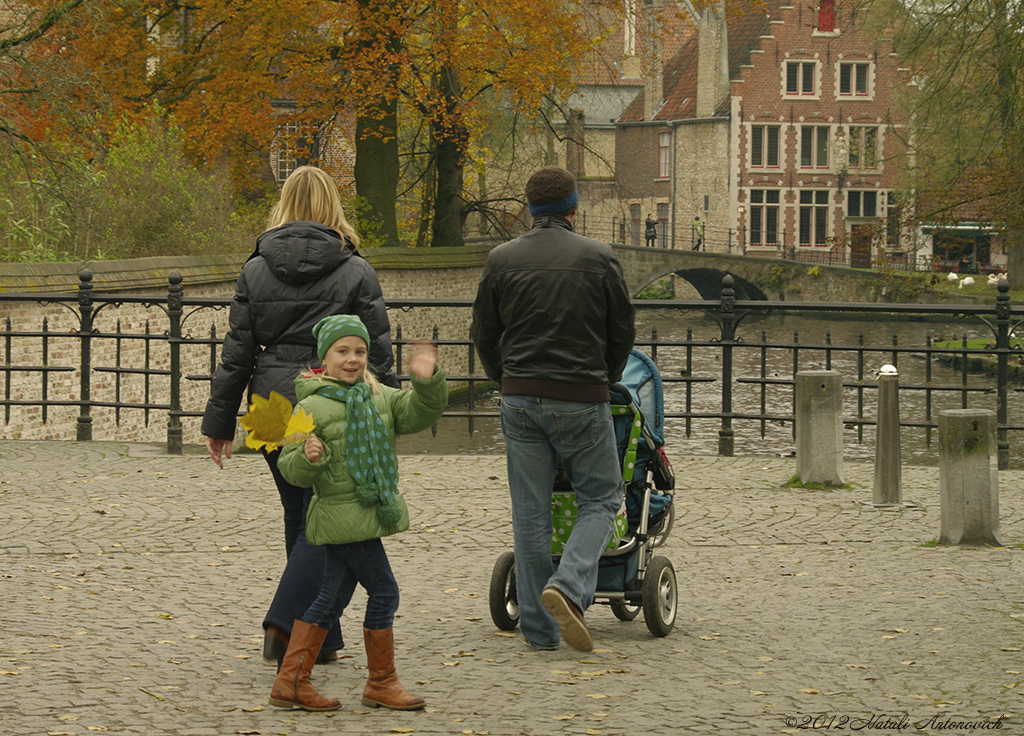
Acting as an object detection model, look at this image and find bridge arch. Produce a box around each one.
[636,265,769,300]
[609,245,904,303]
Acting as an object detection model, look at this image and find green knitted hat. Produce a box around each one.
[313,315,371,362]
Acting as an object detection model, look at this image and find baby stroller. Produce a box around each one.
[488,349,678,637]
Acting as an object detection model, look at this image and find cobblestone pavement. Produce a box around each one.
[2,441,1023,736]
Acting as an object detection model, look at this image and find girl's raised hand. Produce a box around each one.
[304,434,324,462]
[407,339,438,379]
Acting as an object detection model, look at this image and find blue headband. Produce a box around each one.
[528,189,578,216]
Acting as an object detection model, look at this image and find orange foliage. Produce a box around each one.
[7,0,627,197]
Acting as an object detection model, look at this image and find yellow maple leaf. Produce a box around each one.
[239,392,315,452]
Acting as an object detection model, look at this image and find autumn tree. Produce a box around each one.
[332,0,626,247]
[870,0,1024,285]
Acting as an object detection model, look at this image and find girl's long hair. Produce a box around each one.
[266,166,360,248]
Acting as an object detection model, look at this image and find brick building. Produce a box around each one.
[585,0,917,267]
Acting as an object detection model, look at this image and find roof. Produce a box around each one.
[619,0,788,123]
[566,85,646,126]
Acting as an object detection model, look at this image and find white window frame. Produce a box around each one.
[847,190,879,219]
[784,60,818,98]
[749,189,781,246]
[799,190,830,247]
[848,126,879,170]
[275,120,300,184]
[658,132,671,178]
[750,125,781,169]
[838,62,872,98]
[800,126,830,170]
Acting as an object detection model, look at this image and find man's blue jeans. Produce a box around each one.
[300,538,400,632]
[500,395,623,649]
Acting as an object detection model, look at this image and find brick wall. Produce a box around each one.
[731,4,911,256]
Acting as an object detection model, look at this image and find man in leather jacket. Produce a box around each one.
[471,166,635,651]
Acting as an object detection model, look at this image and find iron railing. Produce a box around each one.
[1,269,1022,468]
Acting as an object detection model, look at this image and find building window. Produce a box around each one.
[848,126,878,169]
[276,120,300,183]
[750,126,780,168]
[750,189,780,246]
[786,61,816,96]
[839,63,870,97]
[657,203,669,248]
[818,0,836,32]
[885,192,902,247]
[631,204,642,247]
[799,190,830,246]
[847,191,878,218]
[658,132,671,178]
[800,126,830,169]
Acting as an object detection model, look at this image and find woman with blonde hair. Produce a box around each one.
[201,164,399,669]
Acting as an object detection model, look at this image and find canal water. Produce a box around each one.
[396,310,1023,469]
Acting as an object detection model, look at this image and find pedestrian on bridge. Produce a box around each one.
[692,216,704,251]
[645,214,658,246]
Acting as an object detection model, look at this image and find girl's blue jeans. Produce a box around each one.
[300,537,399,632]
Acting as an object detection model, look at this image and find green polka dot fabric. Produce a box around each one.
[550,491,628,555]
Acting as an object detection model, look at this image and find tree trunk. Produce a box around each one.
[352,0,401,247]
[430,65,467,247]
[415,147,436,249]
[355,105,400,247]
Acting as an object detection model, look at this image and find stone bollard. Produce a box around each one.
[795,370,844,486]
[873,366,902,506]
[939,409,1001,546]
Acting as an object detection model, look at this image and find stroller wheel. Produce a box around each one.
[610,601,642,621]
[488,551,520,631]
[641,556,677,637]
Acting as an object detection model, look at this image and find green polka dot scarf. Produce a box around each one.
[313,380,402,529]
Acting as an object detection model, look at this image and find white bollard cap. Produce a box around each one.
[877,364,898,377]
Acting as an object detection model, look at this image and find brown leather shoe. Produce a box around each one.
[360,627,425,710]
[268,620,341,712]
[541,585,593,652]
[317,649,338,664]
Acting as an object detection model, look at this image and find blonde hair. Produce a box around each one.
[266,166,360,247]
[304,361,384,395]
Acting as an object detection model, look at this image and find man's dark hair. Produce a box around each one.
[525,166,577,215]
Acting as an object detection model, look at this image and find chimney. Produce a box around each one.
[696,3,729,118]
[643,3,664,121]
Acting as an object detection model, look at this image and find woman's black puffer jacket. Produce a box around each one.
[201,221,398,441]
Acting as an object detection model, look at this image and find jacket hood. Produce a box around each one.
[255,221,352,285]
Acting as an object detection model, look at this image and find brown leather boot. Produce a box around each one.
[263,625,289,673]
[360,627,425,710]
[268,620,341,712]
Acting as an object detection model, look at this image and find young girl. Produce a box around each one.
[268,314,448,712]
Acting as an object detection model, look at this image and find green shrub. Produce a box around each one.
[0,111,267,262]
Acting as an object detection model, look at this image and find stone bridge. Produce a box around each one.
[0,241,915,305]
[609,245,903,302]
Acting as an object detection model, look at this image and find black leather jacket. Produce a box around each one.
[471,216,635,401]
[201,221,397,440]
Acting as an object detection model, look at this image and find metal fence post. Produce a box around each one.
[166,271,183,455]
[995,279,1010,470]
[718,274,735,456]
[76,269,94,441]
